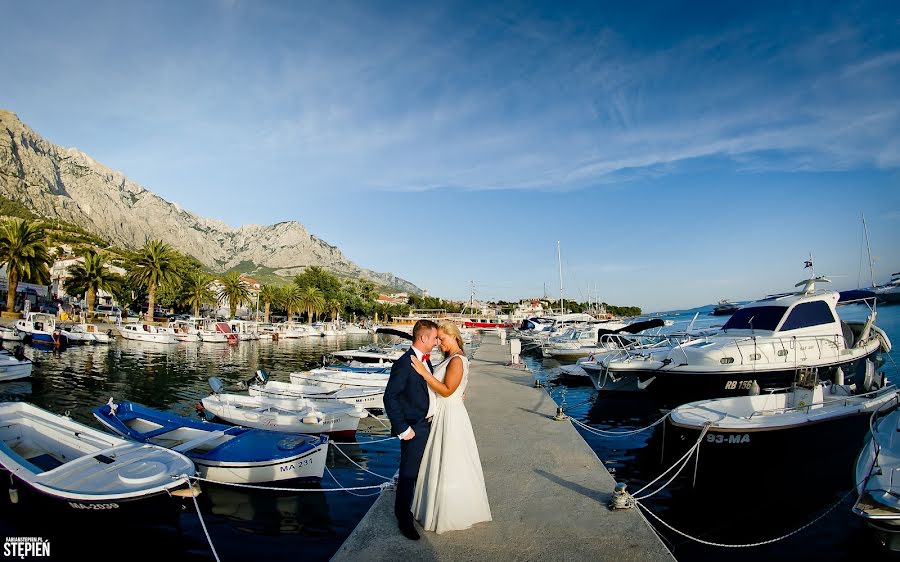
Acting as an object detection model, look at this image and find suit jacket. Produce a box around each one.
[383,348,432,436]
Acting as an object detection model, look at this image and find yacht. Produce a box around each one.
[119,323,177,344]
[875,272,900,303]
[597,276,891,405]
[711,299,741,316]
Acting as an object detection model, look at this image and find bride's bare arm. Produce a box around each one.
[411,356,463,397]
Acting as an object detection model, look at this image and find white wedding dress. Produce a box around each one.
[412,354,492,533]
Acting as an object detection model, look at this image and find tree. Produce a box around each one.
[294,266,341,301]
[259,284,278,323]
[299,286,324,324]
[326,297,342,322]
[218,271,250,319]
[0,219,51,314]
[127,240,180,321]
[280,285,302,321]
[65,250,120,315]
[181,271,219,318]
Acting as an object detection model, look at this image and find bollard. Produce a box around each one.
[553,406,568,421]
[609,482,631,510]
[510,338,521,364]
[499,329,507,345]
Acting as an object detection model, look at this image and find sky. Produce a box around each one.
[3,0,900,312]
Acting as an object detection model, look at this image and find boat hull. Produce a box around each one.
[604,351,883,406]
[194,441,328,483]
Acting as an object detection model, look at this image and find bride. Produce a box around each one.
[409,320,492,533]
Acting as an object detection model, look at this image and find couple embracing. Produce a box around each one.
[383,319,492,540]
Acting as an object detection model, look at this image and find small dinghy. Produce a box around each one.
[0,402,198,513]
[0,347,32,382]
[289,368,390,391]
[853,398,900,551]
[667,368,898,488]
[204,379,367,438]
[94,400,328,484]
[245,370,384,409]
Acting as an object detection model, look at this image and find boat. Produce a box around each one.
[0,402,198,513]
[169,319,201,342]
[853,397,900,550]
[198,320,236,343]
[711,299,741,316]
[0,326,24,342]
[541,319,664,361]
[463,318,515,330]
[244,371,385,409]
[228,320,260,341]
[94,400,328,483]
[667,369,898,488]
[596,276,892,405]
[0,347,32,382]
[330,344,404,366]
[874,272,900,304]
[14,312,68,348]
[202,379,367,437]
[60,322,109,344]
[118,323,177,344]
[290,368,390,391]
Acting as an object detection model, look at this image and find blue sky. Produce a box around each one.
[4,0,900,311]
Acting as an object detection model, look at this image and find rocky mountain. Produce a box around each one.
[0,110,420,293]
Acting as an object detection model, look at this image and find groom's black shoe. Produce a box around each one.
[398,521,420,541]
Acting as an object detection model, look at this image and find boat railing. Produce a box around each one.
[747,385,898,418]
[727,334,846,365]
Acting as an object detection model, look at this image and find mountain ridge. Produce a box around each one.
[0,109,420,293]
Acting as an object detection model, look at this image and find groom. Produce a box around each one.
[383,319,438,540]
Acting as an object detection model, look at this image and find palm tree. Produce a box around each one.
[219,271,250,319]
[65,250,120,316]
[326,297,342,322]
[259,284,278,323]
[280,285,302,321]
[299,286,324,324]
[127,240,180,321]
[181,271,219,318]
[0,219,51,314]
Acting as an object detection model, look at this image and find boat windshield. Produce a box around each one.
[722,306,787,332]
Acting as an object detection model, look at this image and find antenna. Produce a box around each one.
[863,213,876,288]
[557,241,564,314]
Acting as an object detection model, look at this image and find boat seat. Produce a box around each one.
[172,430,228,453]
[841,321,855,349]
[27,453,64,472]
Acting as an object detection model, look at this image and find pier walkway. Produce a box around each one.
[331,334,674,561]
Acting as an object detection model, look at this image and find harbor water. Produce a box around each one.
[0,304,898,560]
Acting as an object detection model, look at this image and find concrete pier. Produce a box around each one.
[331,334,674,561]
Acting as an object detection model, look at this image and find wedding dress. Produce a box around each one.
[412,353,492,533]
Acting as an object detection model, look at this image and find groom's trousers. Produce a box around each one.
[395,420,431,525]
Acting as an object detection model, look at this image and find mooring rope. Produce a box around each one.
[186,476,221,562]
[329,441,394,481]
[325,465,388,498]
[631,423,711,501]
[190,475,392,493]
[332,434,398,445]
[635,486,855,548]
[569,414,670,437]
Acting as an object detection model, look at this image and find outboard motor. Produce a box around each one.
[208,377,227,395]
[255,369,270,384]
[13,345,25,361]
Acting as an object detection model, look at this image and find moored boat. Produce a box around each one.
[201,385,367,438]
[119,323,177,344]
[853,398,900,550]
[0,348,32,382]
[0,402,198,514]
[290,368,390,391]
[14,312,68,348]
[244,372,385,409]
[94,400,328,483]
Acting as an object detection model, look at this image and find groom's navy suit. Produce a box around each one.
[383,347,433,527]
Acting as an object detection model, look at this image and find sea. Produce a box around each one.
[0,303,898,561]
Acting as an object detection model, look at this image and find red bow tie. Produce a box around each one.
[421,354,430,362]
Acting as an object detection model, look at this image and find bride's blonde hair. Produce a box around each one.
[437,320,465,354]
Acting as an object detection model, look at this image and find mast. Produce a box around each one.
[863,213,876,288]
[557,241,564,314]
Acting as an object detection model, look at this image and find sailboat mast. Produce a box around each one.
[863,214,876,288]
[557,241,564,314]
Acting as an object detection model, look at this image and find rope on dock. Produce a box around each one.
[329,441,394,481]
[569,414,669,437]
[635,486,855,548]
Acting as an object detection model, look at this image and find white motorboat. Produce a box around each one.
[14,312,68,347]
[853,396,900,551]
[119,323,177,344]
[874,272,900,304]
[244,372,385,409]
[0,326,24,342]
[228,320,260,341]
[597,276,891,405]
[0,348,32,381]
[290,368,390,391]
[0,402,198,512]
[169,319,201,342]
[201,387,367,438]
[60,323,105,344]
[198,320,236,343]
